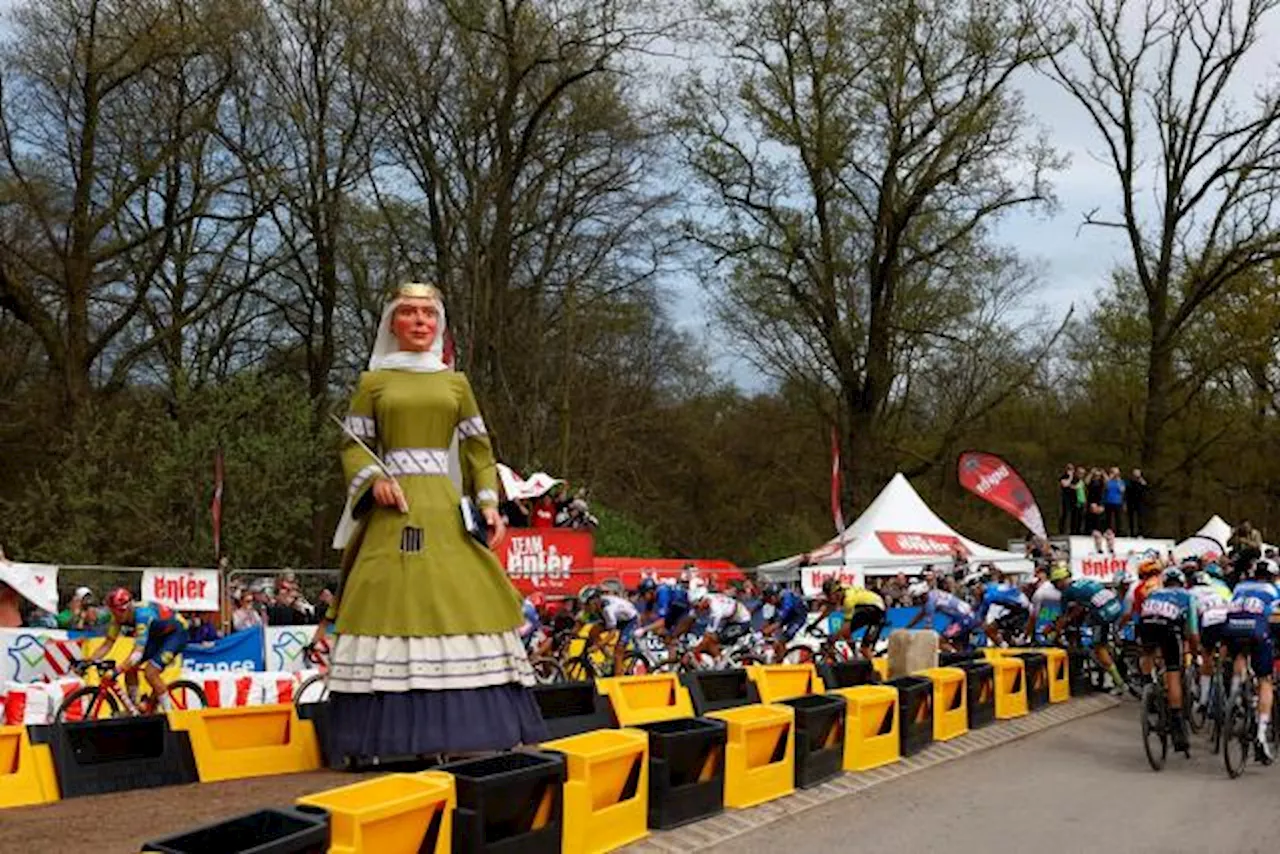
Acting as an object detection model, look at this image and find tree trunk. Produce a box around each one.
[1140,324,1174,536]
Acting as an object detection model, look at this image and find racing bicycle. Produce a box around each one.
[59,660,207,722]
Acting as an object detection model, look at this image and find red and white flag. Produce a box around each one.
[830,427,845,535]
[957,451,1048,540]
[211,448,225,563]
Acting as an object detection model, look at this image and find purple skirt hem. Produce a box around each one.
[326,682,548,759]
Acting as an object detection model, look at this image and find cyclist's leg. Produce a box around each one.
[1091,618,1127,691]
[615,619,637,674]
[145,629,186,710]
[1253,632,1274,749]
[852,606,885,661]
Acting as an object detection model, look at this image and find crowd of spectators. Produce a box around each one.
[500,485,599,531]
[228,570,333,632]
[1057,465,1149,537]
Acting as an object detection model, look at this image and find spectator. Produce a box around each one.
[232,590,263,631]
[949,543,969,580]
[56,587,108,630]
[1085,468,1106,534]
[531,494,556,528]
[188,613,219,643]
[1126,468,1148,537]
[267,585,310,626]
[1073,464,1087,533]
[1103,466,1125,534]
[501,497,530,528]
[883,572,908,607]
[0,582,18,629]
[563,498,598,531]
[1058,464,1075,535]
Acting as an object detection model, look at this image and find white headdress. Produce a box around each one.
[332,283,463,550]
[368,282,448,373]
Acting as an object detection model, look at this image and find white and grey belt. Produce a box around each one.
[384,447,450,477]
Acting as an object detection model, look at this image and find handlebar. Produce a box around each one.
[72,659,117,674]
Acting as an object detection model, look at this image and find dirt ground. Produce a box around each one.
[0,770,371,853]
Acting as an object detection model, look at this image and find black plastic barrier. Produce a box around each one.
[939,651,982,667]
[681,669,753,714]
[952,661,996,729]
[780,693,845,789]
[1014,652,1051,710]
[886,676,934,756]
[636,717,727,829]
[818,659,877,689]
[440,751,567,854]
[1069,649,1099,696]
[531,681,615,740]
[142,806,329,853]
[30,716,197,799]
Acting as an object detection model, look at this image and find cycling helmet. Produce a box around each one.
[1204,560,1224,580]
[761,583,780,600]
[580,586,602,602]
[1137,558,1163,580]
[637,578,657,595]
[907,581,930,599]
[527,592,546,609]
[1048,565,1072,584]
[1163,567,1185,587]
[688,587,708,606]
[821,578,841,596]
[104,588,133,611]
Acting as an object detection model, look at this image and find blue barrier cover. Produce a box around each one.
[181,626,266,672]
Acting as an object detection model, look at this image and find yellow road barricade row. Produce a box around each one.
[168,703,321,783]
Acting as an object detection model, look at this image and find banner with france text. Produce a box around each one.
[141,568,220,611]
[957,451,1048,540]
[182,626,265,673]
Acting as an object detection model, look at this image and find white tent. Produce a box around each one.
[759,473,1031,591]
[1173,515,1232,562]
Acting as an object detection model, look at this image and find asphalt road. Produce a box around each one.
[708,703,1272,854]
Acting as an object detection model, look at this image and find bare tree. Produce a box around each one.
[1049,0,1280,524]
[674,0,1068,500]
[0,0,248,415]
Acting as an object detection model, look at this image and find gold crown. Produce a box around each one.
[396,282,442,301]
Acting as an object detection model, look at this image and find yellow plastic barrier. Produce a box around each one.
[828,685,899,771]
[541,728,649,854]
[990,657,1028,719]
[168,703,321,782]
[298,772,455,854]
[872,657,890,681]
[705,704,794,808]
[596,674,695,726]
[1039,648,1070,703]
[746,664,826,704]
[0,725,59,809]
[916,667,968,742]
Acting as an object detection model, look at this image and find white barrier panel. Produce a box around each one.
[263,625,315,674]
[0,628,77,684]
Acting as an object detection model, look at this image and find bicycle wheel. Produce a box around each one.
[294,674,330,709]
[55,686,121,723]
[164,680,208,711]
[1209,674,1225,755]
[529,657,566,684]
[562,656,592,682]
[619,652,650,676]
[1184,669,1203,733]
[1140,683,1167,772]
[782,645,816,665]
[1224,701,1251,778]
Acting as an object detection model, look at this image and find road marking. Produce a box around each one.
[624,694,1120,853]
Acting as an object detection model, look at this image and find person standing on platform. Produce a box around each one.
[326,282,545,766]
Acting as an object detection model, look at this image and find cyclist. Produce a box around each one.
[1118,558,1164,636]
[1051,566,1132,696]
[976,568,1032,647]
[1025,565,1063,643]
[1188,565,1230,717]
[906,576,978,651]
[1137,567,1199,754]
[820,578,887,662]
[87,588,189,712]
[635,578,695,650]
[688,588,752,664]
[578,586,639,676]
[1222,559,1280,762]
[760,583,810,662]
[519,592,547,655]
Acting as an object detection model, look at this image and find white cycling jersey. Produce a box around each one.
[1189,583,1228,627]
[705,594,751,633]
[600,595,638,629]
[1029,581,1062,620]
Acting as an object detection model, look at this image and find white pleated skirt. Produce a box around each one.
[328,631,536,693]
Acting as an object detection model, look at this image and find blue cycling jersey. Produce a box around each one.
[977,583,1030,619]
[1228,581,1280,621]
[773,590,808,625]
[1061,579,1123,623]
[654,585,690,621]
[521,599,541,631]
[1140,588,1198,633]
[106,602,187,646]
[924,589,973,621]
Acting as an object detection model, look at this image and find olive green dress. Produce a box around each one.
[327,369,544,758]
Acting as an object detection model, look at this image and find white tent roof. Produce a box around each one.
[1173,515,1232,561]
[760,473,1031,576]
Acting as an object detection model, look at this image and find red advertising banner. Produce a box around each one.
[499,529,595,595]
[876,531,969,557]
[957,451,1048,540]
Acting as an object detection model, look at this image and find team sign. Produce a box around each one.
[499,530,594,594]
[140,568,220,611]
